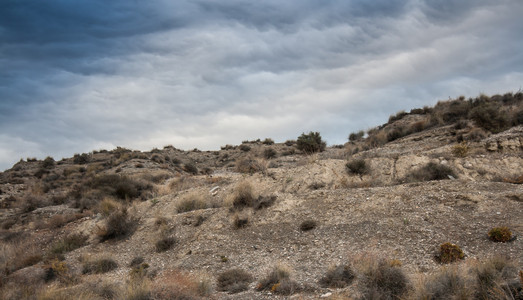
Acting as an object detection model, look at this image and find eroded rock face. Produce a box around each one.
[484,126,523,152]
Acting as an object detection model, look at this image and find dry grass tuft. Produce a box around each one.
[319,264,355,288]
[217,268,253,293]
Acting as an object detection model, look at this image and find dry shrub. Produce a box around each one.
[217,268,253,293]
[257,265,300,295]
[232,213,249,229]
[253,195,277,210]
[89,174,152,201]
[488,227,513,242]
[436,242,465,264]
[47,233,87,257]
[230,181,255,209]
[82,256,118,274]
[404,162,457,183]
[235,157,266,174]
[319,264,355,288]
[151,269,205,299]
[176,192,211,213]
[355,257,410,300]
[346,159,369,176]
[97,197,122,217]
[37,286,96,300]
[472,256,518,300]
[410,265,471,300]
[263,148,277,159]
[19,195,46,213]
[183,163,198,175]
[366,131,388,148]
[96,208,136,241]
[300,220,317,231]
[466,127,488,142]
[155,237,176,252]
[452,142,469,158]
[118,280,152,300]
[168,176,197,192]
[1,241,43,275]
[46,213,77,229]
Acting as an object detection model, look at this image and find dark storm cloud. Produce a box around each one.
[1,0,522,170]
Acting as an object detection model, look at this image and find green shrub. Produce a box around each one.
[217,269,253,293]
[348,130,365,142]
[346,159,369,176]
[488,227,512,242]
[73,153,90,164]
[437,242,464,264]
[239,144,251,152]
[405,162,456,182]
[319,265,355,288]
[296,132,326,153]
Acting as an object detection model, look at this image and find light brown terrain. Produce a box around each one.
[1,94,522,299]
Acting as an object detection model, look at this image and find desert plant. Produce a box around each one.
[263,148,277,159]
[183,163,198,175]
[319,264,355,288]
[239,144,251,152]
[96,208,136,241]
[176,193,209,213]
[469,103,509,133]
[472,256,518,300]
[348,130,365,142]
[357,258,410,300]
[41,157,55,169]
[235,157,266,174]
[252,195,277,210]
[262,138,275,145]
[436,242,465,264]
[411,265,470,299]
[452,142,469,157]
[296,132,326,153]
[73,153,90,164]
[404,162,457,182]
[346,159,369,176]
[488,227,513,243]
[256,265,300,295]
[217,268,253,293]
[466,127,488,142]
[82,257,118,274]
[300,220,317,231]
[48,234,87,257]
[231,181,255,209]
[89,174,152,201]
[155,237,176,252]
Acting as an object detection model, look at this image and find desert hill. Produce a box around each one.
[0,92,522,299]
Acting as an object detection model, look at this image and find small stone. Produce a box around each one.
[321,292,332,298]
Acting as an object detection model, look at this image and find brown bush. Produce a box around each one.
[82,257,118,274]
[235,157,266,174]
[436,242,465,264]
[319,264,355,288]
[256,265,300,295]
[96,208,136,241]
[217,268,253,293]
[404,162,457,182]
[356,258,410,299]
[155,237,176,252]
[488,227,513,242]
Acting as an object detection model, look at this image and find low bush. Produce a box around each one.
[96,208,136,241]
[472,256,518,300]
[235,157,266,174]
[232,214,249,229]
[89,174,152,201]
[238,144,251,152]
[41,157,55,169]
[436,242,464,264]
[73,153,90,164]
[48,234,87,257]
[488,227,513,243]
[404,162,457,182]
[183,163,198,175]
[296,132,326,153]
[262,138,274,145]
[300,220,317,231]
[348,130,365,142]
[82,257,118,274]
[357,258,409,300]
[263,148,277,159]
[346,159,369,176]
[256,265,300,295]
[155,237,176,252]
[231,182,255,210]
[319,264,355,288]
[176,193,209,213]
[452,142,469,158]
[411,265,470,299]
[252,195,277,210]
[469,103,509,133]
[217,268,253,293]
[465,127,488,142]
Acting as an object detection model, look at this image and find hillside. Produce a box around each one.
[1,93,522,299]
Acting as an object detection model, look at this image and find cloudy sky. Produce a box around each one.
[1,0,522,170]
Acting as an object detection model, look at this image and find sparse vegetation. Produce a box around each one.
[452,141,469,157]
[155,237,176,252]
[300,220,317,231]
[296,131,326,153]
[48,234,88,257]
[217,268,253,293]
[436,242,465,264]
[82,257,118,274]
[96,208,136,241]
[356,258,410,300]
[404,162,456,182]
[262,138,275,145]
[257,265,300,295]
[176,192,209,213]
[319,264,355,288]
[488,227,513,242]
[263,148,277,159]
[235,157,266,174]
[346,159,369,176]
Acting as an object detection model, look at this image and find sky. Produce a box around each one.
[1,0,523,171]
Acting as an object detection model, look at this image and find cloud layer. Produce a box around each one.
[1,0,522,170]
